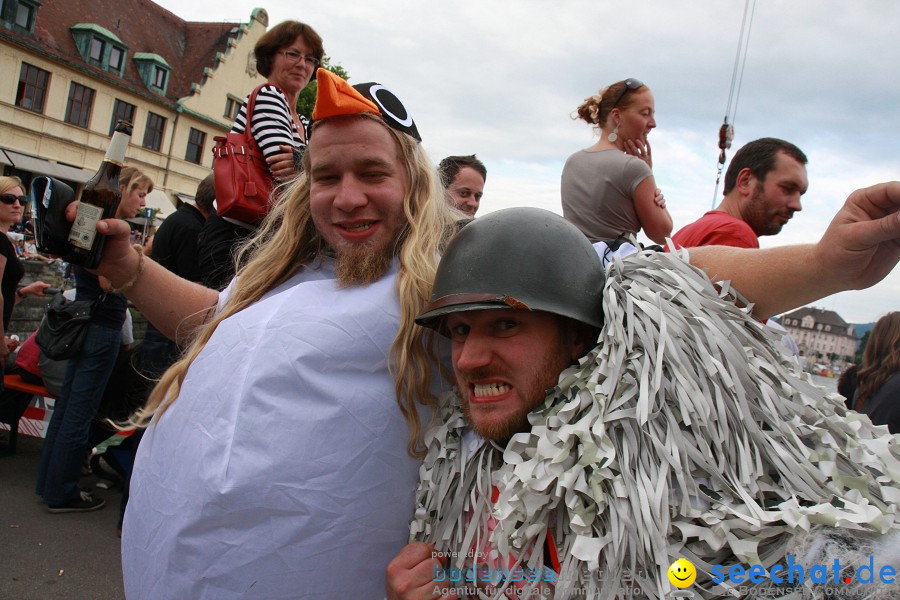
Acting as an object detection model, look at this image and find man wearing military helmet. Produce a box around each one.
[388,198,900,600]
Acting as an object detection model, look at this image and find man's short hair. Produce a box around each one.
[438,155,487,189]
[194,173,216,214]
[723,138,808,195]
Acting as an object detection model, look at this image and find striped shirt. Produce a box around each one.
[231,84,309,177]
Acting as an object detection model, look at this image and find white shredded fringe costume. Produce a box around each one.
[410,250,900,600]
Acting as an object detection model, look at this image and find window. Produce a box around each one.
[109,99,136,135]
[2,0,37,33]
[185,128,206,165]
[153,66,167,89]
[65,82,95,128]
[143,112,166,151]
[15,62,49,113]
[133,53,170,94]
[224,96,241,120]
[109,46,123,71]
[70,25,128,75]
[15,1,32,29]
[89,38,104,63]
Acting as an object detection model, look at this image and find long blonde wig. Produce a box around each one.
[134,113,458,456]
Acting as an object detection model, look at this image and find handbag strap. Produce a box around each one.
[242,83,285,147]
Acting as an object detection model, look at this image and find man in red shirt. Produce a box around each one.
[672,138,808,249]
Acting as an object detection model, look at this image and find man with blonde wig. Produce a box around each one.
[88,70,458,598]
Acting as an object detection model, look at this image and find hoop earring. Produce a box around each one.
[607,125,619,143]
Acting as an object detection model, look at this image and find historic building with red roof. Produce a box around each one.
[0,0,270,211]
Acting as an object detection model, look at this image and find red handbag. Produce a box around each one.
[211,84,275,225]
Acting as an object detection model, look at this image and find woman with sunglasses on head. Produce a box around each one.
[0,176,51,374]
[561,79,672,245]
[35,166,151,513]
[198,20,324,290]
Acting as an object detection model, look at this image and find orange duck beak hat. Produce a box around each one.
[311,68,421,142]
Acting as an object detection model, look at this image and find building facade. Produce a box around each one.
[0,0,270,216]
[779,307,858,366]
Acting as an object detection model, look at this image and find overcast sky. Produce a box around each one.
[156,0,900,325]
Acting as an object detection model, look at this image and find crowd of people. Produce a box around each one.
[2,16,899,600]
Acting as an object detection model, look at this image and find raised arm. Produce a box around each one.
[94,218,219,345]
[685,182,900,318]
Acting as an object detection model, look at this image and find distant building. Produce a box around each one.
[0,0,270,216]
[779,307,858,365]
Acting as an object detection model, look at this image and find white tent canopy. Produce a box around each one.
[143,189,178,220]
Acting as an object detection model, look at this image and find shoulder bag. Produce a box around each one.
[35,293,98,361]
[211,84,277,225]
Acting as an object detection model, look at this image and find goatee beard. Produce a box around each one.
[334,242,394,287]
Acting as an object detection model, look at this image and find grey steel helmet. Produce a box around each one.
[416,207,605,333]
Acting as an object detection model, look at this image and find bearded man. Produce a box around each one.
[673,137,809,248]
[388,203,900,600]
[88,70,459,599]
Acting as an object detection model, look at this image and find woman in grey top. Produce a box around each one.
[561,79,672,244]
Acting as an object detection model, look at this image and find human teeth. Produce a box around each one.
[473,383,510,397]
[343,223,372,232]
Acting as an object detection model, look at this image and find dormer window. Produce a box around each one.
[71,24,127,76]
[89,38,104,63]
[153,65,167,88]
[15,1,32,28]
[1,0,39,35]
[109,46,123,71]
[133,52,171,96]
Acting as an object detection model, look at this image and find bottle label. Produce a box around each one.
[67,203,104,250]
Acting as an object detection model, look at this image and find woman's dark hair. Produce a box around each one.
[855,312,900,409]
[836,364,858,409]
[254,21,324,79]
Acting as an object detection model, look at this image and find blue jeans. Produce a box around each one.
[36,323,122,505]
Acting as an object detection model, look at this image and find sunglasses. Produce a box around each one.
[0,194,27,206]
[611,78,644,108]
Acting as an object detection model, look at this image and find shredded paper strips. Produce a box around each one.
[410,250,900,599]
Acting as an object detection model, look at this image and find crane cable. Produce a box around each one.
[713,0,757,208]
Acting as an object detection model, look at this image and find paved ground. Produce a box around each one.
[0,435,125,600]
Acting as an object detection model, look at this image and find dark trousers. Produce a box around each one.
[35,323,121,505]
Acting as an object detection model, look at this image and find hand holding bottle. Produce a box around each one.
[62,120,132,268]
[91,218,143,287]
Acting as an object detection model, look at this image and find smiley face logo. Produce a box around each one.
[668,558,697,588]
